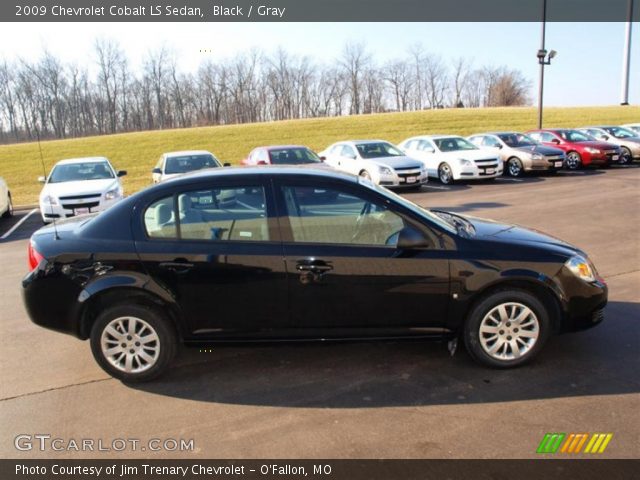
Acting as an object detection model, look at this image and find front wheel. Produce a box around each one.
[506,157,524,177]
[463,290,551,368]
[90,303,177,382]
[565,151,582,170]
[438,163,454,185]
[620,147,633,165]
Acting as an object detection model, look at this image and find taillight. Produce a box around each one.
[28,241,44,272]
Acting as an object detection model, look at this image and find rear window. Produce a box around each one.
[144,186,269,242]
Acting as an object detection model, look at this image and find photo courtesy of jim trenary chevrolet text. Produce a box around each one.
[0,0,638,479]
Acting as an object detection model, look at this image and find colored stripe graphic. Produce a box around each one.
[537,433,566,453]
[584,433,613,454]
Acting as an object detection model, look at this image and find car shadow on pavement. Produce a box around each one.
[132,300,639,408]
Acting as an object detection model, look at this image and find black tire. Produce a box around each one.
[565,151,582,170]
[438,163,454,185]
[90,303,177,382]
[506,157,524,177]
[463,289,551,368]
[620,147,633,165]
[2,193,13,218]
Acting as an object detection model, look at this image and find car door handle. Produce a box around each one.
[296,260,333,273]
[159,260,194,273]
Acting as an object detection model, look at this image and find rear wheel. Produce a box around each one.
[90,303,177,382]
[506,157,524,177]
[565,151,582,170]
[463,289,551,368]
[2,193,13,218]
[438,163,454,185]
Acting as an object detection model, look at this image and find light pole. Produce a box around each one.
[621,0,634,105]
[537,0,556,129]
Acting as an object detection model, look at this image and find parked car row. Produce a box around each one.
[29,123,639,225]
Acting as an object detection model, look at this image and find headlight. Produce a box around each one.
[565,255,597,283]
[531,153,543,160]
[378,166,393,176]
[585,147,601,154]
[105,188,122,201]
[41,195,58,206]
[459,159,472,166]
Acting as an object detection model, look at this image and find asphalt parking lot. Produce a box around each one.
[0,167,638,459]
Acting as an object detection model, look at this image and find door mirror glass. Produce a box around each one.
[117,170,127,177]
[551,138,561,144]
[397,226,430,250]
[152,167,162,174]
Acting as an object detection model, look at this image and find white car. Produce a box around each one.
[317,140,427,189]
[0,176,13,219]
[38,157,126,223]
[152,150,222,183]
[398,135,503,184]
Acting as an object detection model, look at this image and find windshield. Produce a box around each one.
[434,137,478,152]
[498,133,537,147]
[359,178,457,234]
[355,142,404,159]
[603,127,637,139]
[269,148,322,165]
[557,130,593,142]
[165,154,221,174]
[48,161,114,183]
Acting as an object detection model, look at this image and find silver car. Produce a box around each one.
[622,124,640,136]
[577,126,640,164]
[468,132,565,177]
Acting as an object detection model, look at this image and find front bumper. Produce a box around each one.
[526,155,565,171]
[40,196,120,222]
[379,169,429,188]
[556,270,608,333]
[457,161,503,180]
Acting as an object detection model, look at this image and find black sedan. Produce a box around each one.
[22,167,607,381]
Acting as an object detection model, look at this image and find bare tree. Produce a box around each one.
[450,57,471,108]
[339,42,371,115]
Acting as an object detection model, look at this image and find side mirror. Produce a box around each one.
[397,226,430,250]
[38,176,46,183]
[319,156,327,162]
[551,138,561,144]
[601,135,609,141]
[117,170,127,177]
[424,147,435,154]
[496,144,503,149]
[257,160,268,165]
[152,167,162,175]
[223,162,231,167]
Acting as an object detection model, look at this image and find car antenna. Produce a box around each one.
[35,126,59,240]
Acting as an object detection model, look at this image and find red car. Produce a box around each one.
[241,145,325,166]
[526,129,621,170]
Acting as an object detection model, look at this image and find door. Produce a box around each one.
[274,179,450,334]
[135,178,288,337]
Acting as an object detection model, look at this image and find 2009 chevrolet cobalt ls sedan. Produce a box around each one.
[22,167,607,382]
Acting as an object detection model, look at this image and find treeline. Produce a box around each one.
[0,40,531,144]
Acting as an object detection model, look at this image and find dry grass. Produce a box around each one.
[1,105,638,205]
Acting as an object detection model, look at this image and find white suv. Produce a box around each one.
[398,135,503,184]
[38,157,126,223]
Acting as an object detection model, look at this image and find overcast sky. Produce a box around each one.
[0,21,637,106]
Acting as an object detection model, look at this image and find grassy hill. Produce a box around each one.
[1,105,638,205]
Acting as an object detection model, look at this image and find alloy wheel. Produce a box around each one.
[508,158,523,177]
[620,147,632,165]
[478,302,539,361]
[100,316,161,373]
[565,152,581,170]
[438,164,453,184]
